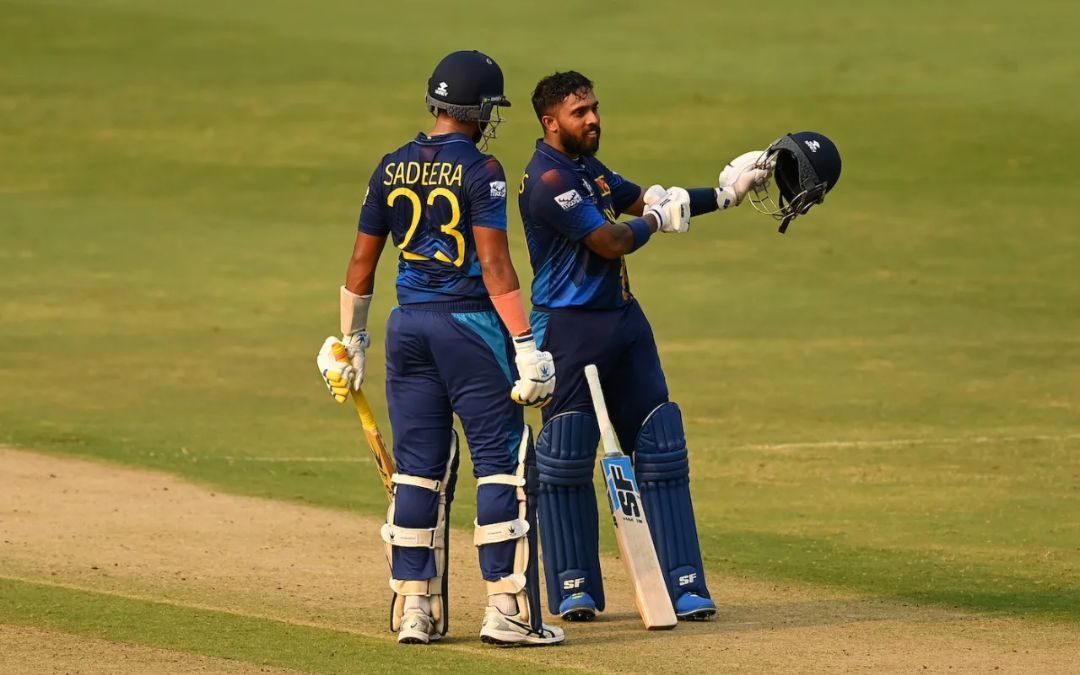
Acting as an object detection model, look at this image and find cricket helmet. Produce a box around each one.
[750,131,841,233]
[425,50,511,149]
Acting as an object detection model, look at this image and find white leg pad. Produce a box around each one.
[474,437,538,627]
[386,433,458,636]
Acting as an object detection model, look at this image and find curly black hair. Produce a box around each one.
[531,71,594,119]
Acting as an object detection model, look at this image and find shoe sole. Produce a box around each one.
[559,608,596,622]
[480,633,564,648]
[677,607,717,621]
[398,630,440,644]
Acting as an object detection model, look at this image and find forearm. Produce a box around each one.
[481,258,531,337]
[480,257,520,297]
[585,215,658,259]
[344,266,375,296]
[344,232,385,295]
[341,232,385,336]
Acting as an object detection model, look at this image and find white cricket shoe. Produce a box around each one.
[397,608,440,645]
[479,606,565,647]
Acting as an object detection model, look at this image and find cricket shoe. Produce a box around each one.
[557,592,596,622]
[479,606,565,647]
[397,608,441,644]
[675,592,717,621]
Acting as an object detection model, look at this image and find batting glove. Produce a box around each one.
[718,150,774,208]
[317,336,354,404]
[510,333,555,408]
[643,186,691,233]
[341,331,370,391]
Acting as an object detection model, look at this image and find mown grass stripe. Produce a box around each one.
[0,577,573,674]
[705,531,1080,623]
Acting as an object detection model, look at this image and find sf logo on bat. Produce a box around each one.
[605,461,643,522]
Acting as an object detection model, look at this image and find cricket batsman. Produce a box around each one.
[316,51,563,647]
[519,71,776,622]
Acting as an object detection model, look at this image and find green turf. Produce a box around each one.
[0,577,570,673]
[2,0,1078,642]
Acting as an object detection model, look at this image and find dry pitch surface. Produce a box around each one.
[2,447,1077,673]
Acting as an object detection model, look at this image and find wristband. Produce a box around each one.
[340,285,372,335]
[491,288,531,337]
[688,187,721,215]
[627,217,653,252]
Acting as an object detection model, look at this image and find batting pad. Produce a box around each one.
[634,402,711,601]
[536,411,605,613]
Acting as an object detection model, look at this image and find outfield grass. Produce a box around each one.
[2,0,1078,656]
[0,578,566,673]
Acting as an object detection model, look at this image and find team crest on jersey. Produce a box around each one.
[489,181,507,198]
[580,180,595,198]
[595,175,612,197]
[555,189,583,210]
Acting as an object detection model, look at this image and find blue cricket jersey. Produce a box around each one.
[518,140,641,309]
[358,132,508,305]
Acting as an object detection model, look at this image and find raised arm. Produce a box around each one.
[531,168,688,260]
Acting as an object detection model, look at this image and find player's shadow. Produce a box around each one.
[555,596,976,646]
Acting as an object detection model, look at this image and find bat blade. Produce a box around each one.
[601,454,677,630]
[585,364,676,630]
[330,340,395,501]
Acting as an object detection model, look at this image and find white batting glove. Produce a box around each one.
[717,150,774,208]
[317,336,354,404]
[643,186,691,233]
[642,184,667,206]
[510,334,555,408]
[341,331,370,391]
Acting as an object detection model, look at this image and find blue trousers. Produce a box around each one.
[534,300,669,443]
[385,302,522,583]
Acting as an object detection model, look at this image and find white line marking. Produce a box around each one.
[216,456,370,463]
[212,433,1080,462]
[732,433,1080,452]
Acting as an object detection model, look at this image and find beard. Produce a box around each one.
[560,124,601,157]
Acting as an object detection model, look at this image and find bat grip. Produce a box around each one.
[331,341,349,362]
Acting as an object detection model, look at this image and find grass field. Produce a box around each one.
[2,0,1078,670]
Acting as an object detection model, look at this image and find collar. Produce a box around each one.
[415,132,475,146]
[535,139,587,172]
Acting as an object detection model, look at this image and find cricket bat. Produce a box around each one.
[584,364,677,630]
[331,341,395,501]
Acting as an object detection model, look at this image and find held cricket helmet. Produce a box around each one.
[751,131,841,233]
[425,50,511,149]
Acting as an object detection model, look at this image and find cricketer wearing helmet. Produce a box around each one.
[519,71,776,622]
[316,51,563,647]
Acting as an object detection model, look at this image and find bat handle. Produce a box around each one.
[584,364,620,455]
[330,341,380,431]
[331,341,349,363]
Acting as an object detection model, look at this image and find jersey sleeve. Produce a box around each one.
[529,168,608,242]
[357,160,388,236]
[603,168,641,216]
[466,156,509,231]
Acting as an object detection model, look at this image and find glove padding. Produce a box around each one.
[317,336,353,404]
[642,185,691,233]
[717,150,774,208]
[511,334,555,408]
[341,331,370,391]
